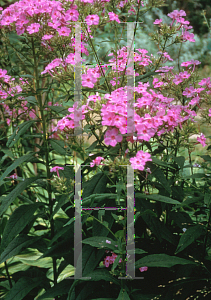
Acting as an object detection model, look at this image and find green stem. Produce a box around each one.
[31,37,58,296]
[79,18,112,94]
[177,42,182,73]
[82,210,117,239]
[203,204,211,261]
[4,261,12,289]
[119,0,143,88]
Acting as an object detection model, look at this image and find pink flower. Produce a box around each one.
[50,166,64,177]
[181,61,192,67]
[209,109,211,117]
[189,96,200,106]
[27,23,40,34]
[139,266,148,272]
[57,26,71,36]
[108,12,121,23]
[81,74,97,88]
[198,77,211,87]
[173,74,183,85]
[182,31,195,43]
[179,71,191,80]
[65,9,79,21]
[90,157,105,167]
[130,150,152,171]
[103,252,122,267]
[104,128,123,147]
[8,173,18,179]
[197,133,207,147]
[167,10,186,20]
[136,150,152,162]
[183,86,196,98]
[0,69,7,78]
[42,35,54,40]
[85,14,99,26]
[153,19,162,25]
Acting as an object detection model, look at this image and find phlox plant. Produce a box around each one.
[1,0,211,299]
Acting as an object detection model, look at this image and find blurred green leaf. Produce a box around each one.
[0,203,44,253]
[6,120,35,148]
[0,176,39,216]
[136,254,198,268]
[175,225,206,254]
[4,277,44,300]
[0,235,40,264]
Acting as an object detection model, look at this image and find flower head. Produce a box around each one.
[50,166,64,177]
[196,133,207,147]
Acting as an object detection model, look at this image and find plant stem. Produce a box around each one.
[31,37,58,296]
[4,261,12,288]
[203,203,211,261]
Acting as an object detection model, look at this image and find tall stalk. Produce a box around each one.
[31,37,58,295]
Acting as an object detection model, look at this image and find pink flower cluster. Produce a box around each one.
[0,1,211,172]
[54,102,89,132]
[196,133,207,148]
[90,156,105,167]
[153,9,195,42]
[129,150,152,171]
[139,266,148,272]
[103,251,122,268]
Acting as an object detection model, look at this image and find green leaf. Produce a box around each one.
[84,298,114,300]
[175,225,206,254]
[135,254,198,268]
[49,106,69,115]
[135,193,181,205]
[16,249,53,268]
[151,157,175,169]
[50,139,69,155]
[82,193,116,207]
[0,203,44,254]
[135,249,148,254]
[46,264,75,282]
[0,176,39,216]
[141,214,177,245]
[111,255,121,272]
[82,245,105,277]
[63,216,75,227]
[0,234,40,264]
[172,156,185,170]
[6,120,35,148]
[116,180,125,205]
[200,155,211,162]
[4,277,44,300]
[50,194,70,220]
[36,280,72,300]
[80,269,121,286]
[204,193,211,207]
[99,67,112,85]
[0,153,35,186]
[117,289,130,300]
[82,172,108,198]
[25,96,37,105]
[49,221,74,245]
[151,166,171,195]
[184,173,205,179]
[82,236,117,251]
